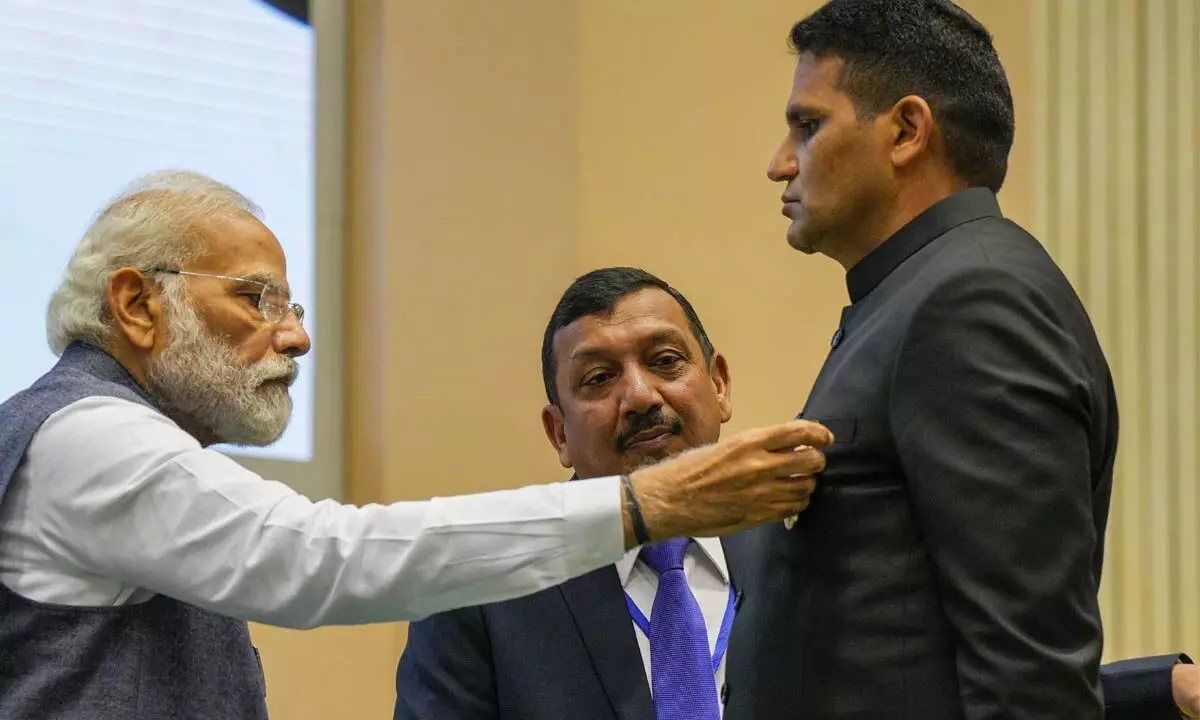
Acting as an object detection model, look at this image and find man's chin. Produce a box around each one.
[209,405,293,448]
[786,225,820,255]
[633,453,668,469]
[626,443,686,470]
[214,423,289,448]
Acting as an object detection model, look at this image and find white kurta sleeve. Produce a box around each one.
[25,396,624,627]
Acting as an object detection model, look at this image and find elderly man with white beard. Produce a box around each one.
[0,170,832,719]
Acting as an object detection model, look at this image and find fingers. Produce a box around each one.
[688,473,821,538]
[753,419,835,451]
[783,474,818,506]
[770,445,827,477]
[747,475,818,530]
[789,474,818,495]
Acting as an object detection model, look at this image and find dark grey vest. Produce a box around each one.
[0,342,269,718]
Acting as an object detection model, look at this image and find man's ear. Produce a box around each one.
[708,351,733,423]
[107,268,162,350]
[887,95,935,170]
[541,403,573,469]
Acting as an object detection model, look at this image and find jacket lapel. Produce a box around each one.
[558,566,655,720]
[719,531,753,601]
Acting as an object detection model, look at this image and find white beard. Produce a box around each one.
[145,286,297,446]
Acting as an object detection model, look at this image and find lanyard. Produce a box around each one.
[624,583,737,674]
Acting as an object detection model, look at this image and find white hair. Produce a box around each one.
[45,170,262,355]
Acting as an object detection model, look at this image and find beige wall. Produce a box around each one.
[250,1,583,717]
[249,2,1040,716]
[1030,0,1200,661]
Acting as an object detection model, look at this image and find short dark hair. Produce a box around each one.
[541,267,715,407]
[789,0,1014,192]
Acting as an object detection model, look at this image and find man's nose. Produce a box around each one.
[273,314,311,358]
[768,136,798,182]
[619,367,664,416]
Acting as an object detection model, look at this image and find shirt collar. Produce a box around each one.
[845,187,1002,304]
[614,535,730,588]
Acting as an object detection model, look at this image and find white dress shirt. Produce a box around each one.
[0,396,625,627]
[616,535,732,715]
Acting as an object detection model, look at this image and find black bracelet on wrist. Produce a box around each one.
[621,474,651,545]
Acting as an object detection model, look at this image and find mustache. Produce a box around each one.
[615,410,684,452]
[250,357,300,387]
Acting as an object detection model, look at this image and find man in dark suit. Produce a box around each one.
[396,267,752,720]
[722,1,1133,718]
[393,267,1196,719]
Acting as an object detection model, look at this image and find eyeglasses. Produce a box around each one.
[151,269,305,326]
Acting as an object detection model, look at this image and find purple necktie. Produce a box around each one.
[640,537,721,720]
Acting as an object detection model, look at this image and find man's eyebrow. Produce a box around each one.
[785,103,823,124]
[566,329,693,365]
[238,271,288,294]
[566,346,610,365]
[645,329,691,349]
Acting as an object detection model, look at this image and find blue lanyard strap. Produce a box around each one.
[624,583,737,673]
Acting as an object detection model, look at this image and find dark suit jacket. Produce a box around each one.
[1106,654,1192,720]
[393,534,752,720]
[724,188,1118,720]
[394,529,1182,719]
